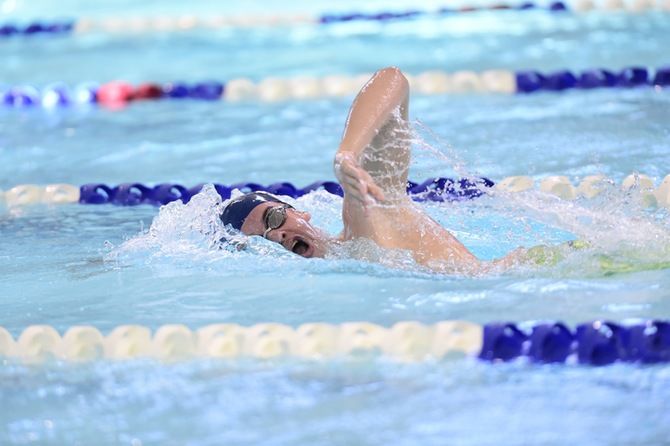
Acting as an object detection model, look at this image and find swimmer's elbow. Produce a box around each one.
[378,66,406,80]
[376,67,409,92]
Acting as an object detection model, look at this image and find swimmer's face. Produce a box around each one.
[240,202,328,258]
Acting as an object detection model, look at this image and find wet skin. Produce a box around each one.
[238,67,527,273]
[240,202,331,258]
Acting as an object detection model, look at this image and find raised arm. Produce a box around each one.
[334,67,410,206]
[337,67,409,158]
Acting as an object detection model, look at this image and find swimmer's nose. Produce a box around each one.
[273,229,288,243]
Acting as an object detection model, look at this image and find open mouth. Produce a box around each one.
[290,237,312,257]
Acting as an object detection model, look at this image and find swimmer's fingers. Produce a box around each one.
[354,181,371,205]
[334,153,360,182]
[341,175,367,204]
[359,170,386,202]
[338,159,385,204]
[355,179,383,207]
[348,175,385,204]
[343,174,375,206]
[341,169,365,191]
[367,181,385,203]
[339,162,361,183]
[350,168,385,203]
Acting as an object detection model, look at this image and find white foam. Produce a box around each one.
[109,124,670,277]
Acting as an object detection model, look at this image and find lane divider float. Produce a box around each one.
[495,173,670,208]
[1,174,669,208]
[1,66,668,109]
[0,178,492,207]
[0,320,667,365]
[2,0,670,38]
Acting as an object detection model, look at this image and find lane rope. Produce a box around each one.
[1,66,668,109]
[0,320,667,364]
[1,174,669,208]
[0,178,493,207]
[1,0,669,38]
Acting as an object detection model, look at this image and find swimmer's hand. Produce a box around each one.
[334,152,386,206]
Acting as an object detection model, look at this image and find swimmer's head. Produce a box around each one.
[220,192,329,258]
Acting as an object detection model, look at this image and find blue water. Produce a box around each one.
[2,1,670,444]
[1,90,669,188]
[1,13,669,84]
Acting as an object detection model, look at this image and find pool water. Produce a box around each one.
[1,0,670,444]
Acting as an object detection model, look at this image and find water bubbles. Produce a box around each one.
[108,123,670,279]
[110,184,229,260]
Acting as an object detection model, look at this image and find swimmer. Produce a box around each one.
[220,67,526,274]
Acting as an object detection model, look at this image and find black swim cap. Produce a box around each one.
[219,192,285,231]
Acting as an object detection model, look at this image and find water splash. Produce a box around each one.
[109,123,670,278]
[408,121,670,276]
[107,184,437,277]
[109,185,225,257]
[496,187,670,277]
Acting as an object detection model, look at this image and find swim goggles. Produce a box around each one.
[262,203,294,239]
